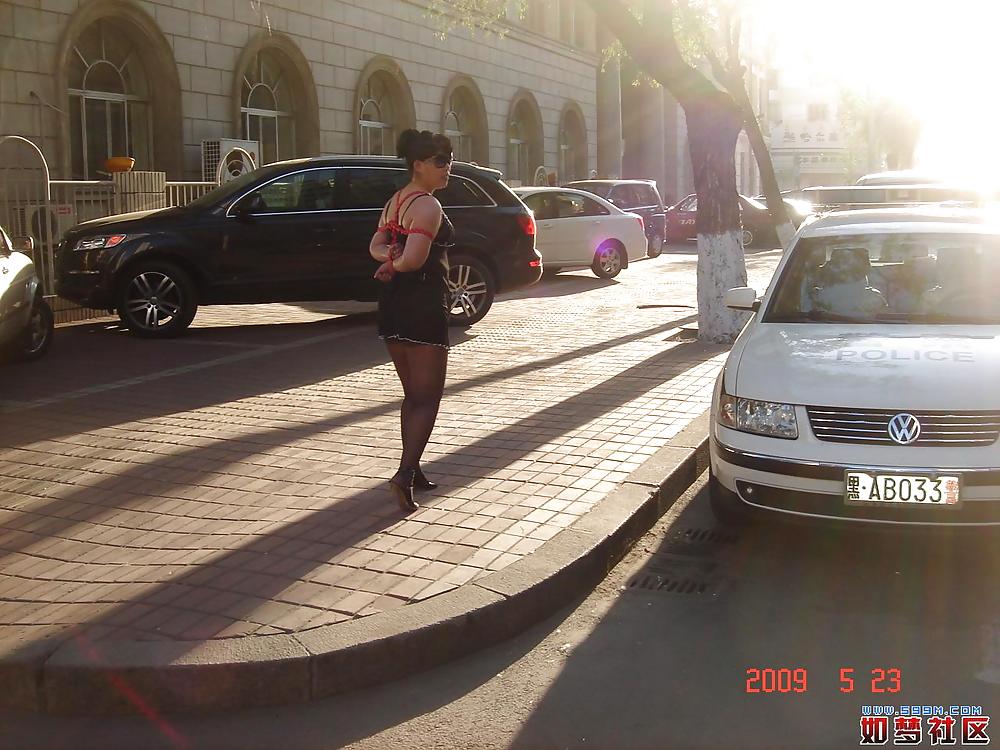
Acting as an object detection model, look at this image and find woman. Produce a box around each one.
[370,129,454,512]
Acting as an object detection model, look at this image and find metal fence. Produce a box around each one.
[0,135,219,323]
[166,181,217,206]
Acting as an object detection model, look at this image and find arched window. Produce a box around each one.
[359,73,395,155]
[441,77,489,165]
[507,92,544,187]
[443,110,467,161]
[508,121,529,184]
[67,20,151,179]
[559,130,572,183]
[559,104,588,183]
[241,50,296,165]
[354,58,416,157]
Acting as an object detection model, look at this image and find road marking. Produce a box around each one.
[0,324,368,414]
[159,338,277,350]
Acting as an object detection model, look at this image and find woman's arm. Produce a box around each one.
[392,198,442,273]
[369,202,396,262]
[369,226,394,262]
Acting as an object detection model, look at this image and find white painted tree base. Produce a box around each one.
[697,230,750,344]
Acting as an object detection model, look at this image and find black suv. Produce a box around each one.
[56,156,542,337]
[563,179,667,258]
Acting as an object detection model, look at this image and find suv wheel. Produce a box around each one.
[647,232,664,258]
[447,255,495,327]
[592,242,623,279]
[740,228,755,247]
[117,261,198,338]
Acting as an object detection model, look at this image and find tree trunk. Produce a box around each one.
[710,54,795,249]
[686,94,750,344]
[742,105,795,247]
[584,0,750,342]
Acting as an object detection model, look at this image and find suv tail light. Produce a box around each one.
[517,214,536,237]
[636,216,644,232]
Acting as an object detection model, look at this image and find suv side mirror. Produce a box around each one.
[724,286,759,311]
[12,235,34,253]
[231,202,254,222]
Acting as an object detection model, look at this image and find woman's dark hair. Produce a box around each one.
[397,129,452,172]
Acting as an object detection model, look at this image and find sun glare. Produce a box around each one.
[745,0,1000,185]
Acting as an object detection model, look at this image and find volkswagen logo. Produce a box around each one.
[887,413,921,445]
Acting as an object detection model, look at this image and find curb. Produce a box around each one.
[4,412,711,716]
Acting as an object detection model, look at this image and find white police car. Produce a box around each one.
[710,207,1000,526]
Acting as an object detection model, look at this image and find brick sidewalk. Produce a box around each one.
[0,253,780,651]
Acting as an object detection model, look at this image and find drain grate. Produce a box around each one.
[625,553,721,595]
[627,573,711,594]
[682,527,739,544]
[663,527,739,557]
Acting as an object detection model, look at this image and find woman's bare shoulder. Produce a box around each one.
[409,194,443,221]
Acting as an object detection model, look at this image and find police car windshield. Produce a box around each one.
[765,232,1000,324]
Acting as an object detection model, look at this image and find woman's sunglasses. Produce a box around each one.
[430,154,453,168]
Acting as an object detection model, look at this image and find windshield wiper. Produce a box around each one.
[778,311,999,325]
[804,310,879,323]
[909,314,1000,324]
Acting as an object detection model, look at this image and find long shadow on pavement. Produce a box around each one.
[0,310,697,560]
[1,314,711,662]
[501,274,618,300]
[0,314,380,410]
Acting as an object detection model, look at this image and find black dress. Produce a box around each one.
[377,191,454,349]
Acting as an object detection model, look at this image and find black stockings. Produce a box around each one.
[386,340,447,472]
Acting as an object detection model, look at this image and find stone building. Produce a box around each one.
[0,0,625,186]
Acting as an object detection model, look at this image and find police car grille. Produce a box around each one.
[806,407,1000,447]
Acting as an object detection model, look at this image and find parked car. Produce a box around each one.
[709,206,1000,527]
[55,156,542,337]
[855,170,946,186]
[666,193,811,247]
[801,184,985,213]
[0,226,54,362]
[753,194,815,221]
[563,179,667,258]
[513,187,647,278]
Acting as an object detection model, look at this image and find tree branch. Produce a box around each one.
[704,46,727,87]
[585,0,723,106]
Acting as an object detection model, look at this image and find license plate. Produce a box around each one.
[845,471,961,506]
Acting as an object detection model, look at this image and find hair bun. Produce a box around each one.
[396,129,425,159]
[396,129,452,172]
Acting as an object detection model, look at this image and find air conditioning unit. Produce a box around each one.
[9,203,78,250]
[201,139,259,183]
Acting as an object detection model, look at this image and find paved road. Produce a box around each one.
[6,473,995,749]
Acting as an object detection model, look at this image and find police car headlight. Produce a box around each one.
[719,393,798,439]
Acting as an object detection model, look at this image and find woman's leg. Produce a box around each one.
[397,343,448,471]
[386,340,413,457]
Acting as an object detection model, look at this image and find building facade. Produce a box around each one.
[0,0,612,186]
[767,67,849,190]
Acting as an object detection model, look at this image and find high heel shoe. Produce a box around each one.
[413,465,437,492]
[389,468,419,512]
